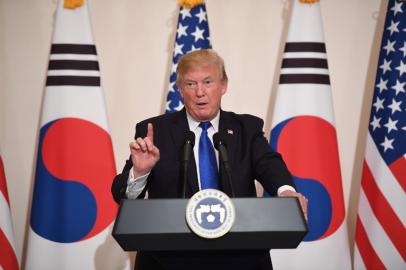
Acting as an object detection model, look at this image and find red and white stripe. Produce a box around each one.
[354,134,406,269]
[0,155,19,270]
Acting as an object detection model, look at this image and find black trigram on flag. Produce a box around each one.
[46,44,100,86]
[279,42,330,85]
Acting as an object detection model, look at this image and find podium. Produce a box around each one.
[112,197,307,251]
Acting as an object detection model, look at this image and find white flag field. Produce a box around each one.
[269,1,351,269]
[24,1,129,269]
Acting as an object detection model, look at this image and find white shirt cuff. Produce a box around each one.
[277,185,296,196]
[126,168,149,199]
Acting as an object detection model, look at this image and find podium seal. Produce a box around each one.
[186,189,235,239]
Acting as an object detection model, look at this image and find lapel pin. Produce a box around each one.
[227,129,233,135]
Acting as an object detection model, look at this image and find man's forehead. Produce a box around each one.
[184,65,219,78]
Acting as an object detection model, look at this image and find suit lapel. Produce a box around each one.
[169,109,199,196]
[218,110,240,196]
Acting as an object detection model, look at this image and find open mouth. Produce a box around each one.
[196,102,208,108]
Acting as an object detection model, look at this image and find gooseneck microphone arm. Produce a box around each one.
[213,133,235,197]
[181,131,195,198]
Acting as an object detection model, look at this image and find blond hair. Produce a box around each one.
[176,49,228,86]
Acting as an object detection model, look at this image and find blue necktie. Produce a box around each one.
[199,122,219,189]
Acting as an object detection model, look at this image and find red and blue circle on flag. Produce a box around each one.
[31,118,117,243]
[270,115,345,241]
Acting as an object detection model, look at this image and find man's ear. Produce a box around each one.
[178,86,185,98]
[221,81,228,95]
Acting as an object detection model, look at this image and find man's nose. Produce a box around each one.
[195,83,205,96]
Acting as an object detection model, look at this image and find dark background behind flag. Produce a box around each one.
[0,0,392,267]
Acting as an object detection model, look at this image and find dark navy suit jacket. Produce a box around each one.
[111,109,294,270]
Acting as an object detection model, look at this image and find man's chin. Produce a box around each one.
[191,112,212,122]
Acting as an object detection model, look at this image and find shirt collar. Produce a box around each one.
[186,110,220,132]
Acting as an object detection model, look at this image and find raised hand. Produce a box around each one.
[129,123,160,178]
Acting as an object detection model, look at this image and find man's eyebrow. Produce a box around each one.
[184,77,213,81]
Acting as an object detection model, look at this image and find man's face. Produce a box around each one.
[179,64,227,122]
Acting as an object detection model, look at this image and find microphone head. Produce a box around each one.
[185,131,195,146]
[213,132,225,150]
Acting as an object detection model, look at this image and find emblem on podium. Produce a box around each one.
[186,189,235,239]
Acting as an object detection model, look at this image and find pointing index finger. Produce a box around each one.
[147,123,154,141]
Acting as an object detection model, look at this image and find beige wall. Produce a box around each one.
[1,0,384,265]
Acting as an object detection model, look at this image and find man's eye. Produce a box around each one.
[186,82,196,87]
[204,80,213,86]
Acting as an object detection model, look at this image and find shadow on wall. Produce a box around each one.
[264,0,292,134]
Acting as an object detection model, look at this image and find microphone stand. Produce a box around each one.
[181,132,195,198]
[213,133,235,197]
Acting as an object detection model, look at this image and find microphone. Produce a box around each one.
[213,132,235,197]
[181,131,195,198]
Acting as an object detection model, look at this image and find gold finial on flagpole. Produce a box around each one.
[299,0,320,3]
[178,0,205,9]
[64,0,84,9]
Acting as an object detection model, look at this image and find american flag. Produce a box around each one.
[0,153,19,270]
[354,0,406,269]
[165,2,211,113]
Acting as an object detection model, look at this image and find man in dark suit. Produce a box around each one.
[111,49,307,270]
